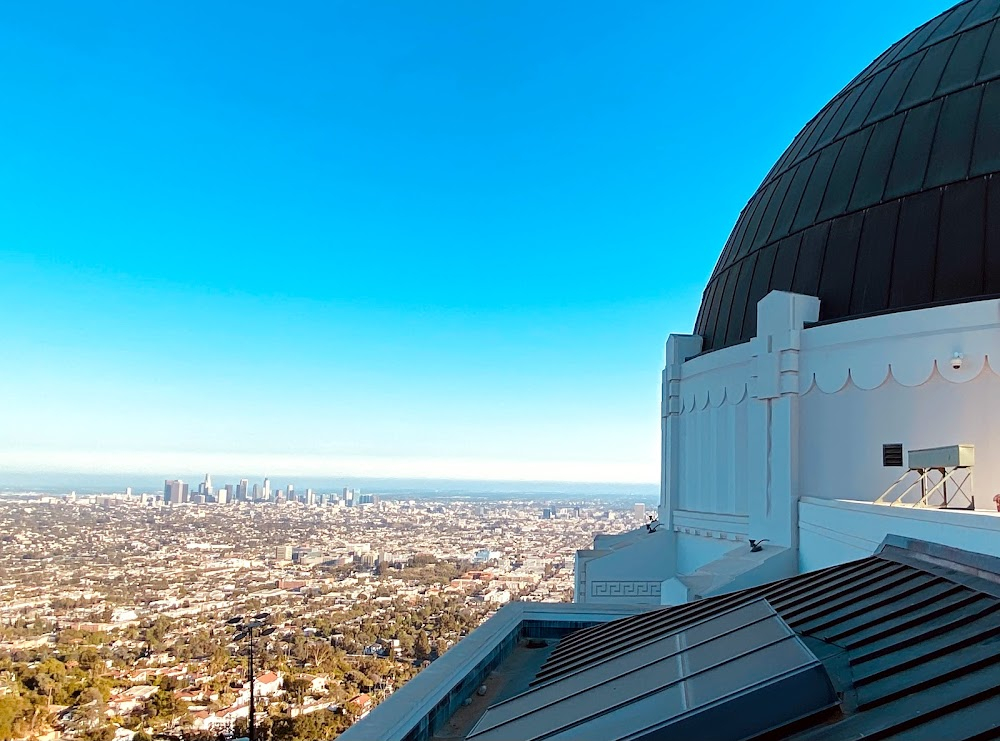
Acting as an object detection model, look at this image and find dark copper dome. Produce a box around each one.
[695,0,1000,352]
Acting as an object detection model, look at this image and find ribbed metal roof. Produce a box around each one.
[695,0,1000,352]
[502,538,1000,740]
[467,600,836,741]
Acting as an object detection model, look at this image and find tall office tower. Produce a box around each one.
[275,545,294,562]
[216,487,228,505]
[124,487,133,498]
[164,480,183,505]
[238,479,249,501]
[179,482,190,503]
[252,483,260,501]
[204,473,213,496]
[287,483,295,502]
[263,477,271,500]
[225,483,235,503]
[305,488,315,506]
[634,503,646,523]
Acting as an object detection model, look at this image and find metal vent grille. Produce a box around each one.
[883,444,904,467]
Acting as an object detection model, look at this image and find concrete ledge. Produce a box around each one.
[802,497,1000,530]
[799,497,1000,573]
[673,510,749,538]
[669,542,796,601]
[339,602,651,741]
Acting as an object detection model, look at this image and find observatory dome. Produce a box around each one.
[695,0,1000,352]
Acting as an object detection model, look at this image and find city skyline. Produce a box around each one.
[0,0,955,483]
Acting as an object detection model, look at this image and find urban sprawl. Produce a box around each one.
[0,481,648,740]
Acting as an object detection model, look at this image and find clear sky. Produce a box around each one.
[0,0,956,483]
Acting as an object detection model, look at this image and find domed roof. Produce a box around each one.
[695,0,1000,353]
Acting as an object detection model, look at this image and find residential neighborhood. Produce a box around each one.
[0,489,643,739]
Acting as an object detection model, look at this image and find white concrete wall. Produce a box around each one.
[575,293,1000,610]
[795,298,1000,508]
[666,292,821,553]
[575,529,672,605]
[583,296,1000,607]
[799,367,1000,505]
[799,497,1000,572]
[676,399,750,515]
[666,295,1000,546]
[675,532,742,575]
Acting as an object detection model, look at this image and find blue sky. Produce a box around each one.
[0,0,955,483]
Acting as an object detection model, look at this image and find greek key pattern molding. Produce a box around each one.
[591,580,662,598]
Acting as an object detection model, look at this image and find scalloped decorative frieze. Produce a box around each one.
[796,356,999,395]
[800,353,998,392]
[678,352,1000,412]
[679,355,751,412]
[674,301,1000,411]
[681,377,749,412]
[796,307,1000,390]
[887,358,938,388]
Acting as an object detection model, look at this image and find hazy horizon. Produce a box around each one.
[0,470,658,500]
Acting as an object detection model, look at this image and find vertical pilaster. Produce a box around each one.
[747,292,820,548]
[661,334,703,529]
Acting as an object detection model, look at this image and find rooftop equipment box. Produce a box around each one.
[908,445,975,470]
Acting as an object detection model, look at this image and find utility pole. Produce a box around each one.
[228,613,275,741]
[248,631,255,741]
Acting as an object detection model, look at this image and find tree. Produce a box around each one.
[286,677,312,706]
[435,638,449,658]
[414,632,431,662]
[78,650,104,680]
[148,688,181,724]
[65,687,105,736]
[271,709,349,741]
[305,641,331,668]
[80,727,115,741]
[0,695,26,741]
[208,644,230,674]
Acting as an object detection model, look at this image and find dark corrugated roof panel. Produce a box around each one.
[467,599,837,741]
[525,539,1000,740]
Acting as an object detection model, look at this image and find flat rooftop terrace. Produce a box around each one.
[431,638,559,740]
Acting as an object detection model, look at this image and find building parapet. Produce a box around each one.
[339,602,652,741]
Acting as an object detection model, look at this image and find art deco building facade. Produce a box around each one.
[577,0,1000,606]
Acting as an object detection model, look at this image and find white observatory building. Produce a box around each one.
[576,0,1000,603]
